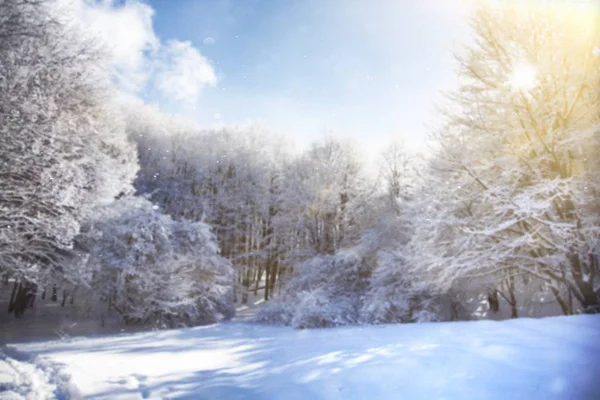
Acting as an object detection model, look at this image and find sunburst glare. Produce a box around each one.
[508,62,537,89]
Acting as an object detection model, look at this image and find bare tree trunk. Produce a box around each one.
[254,267,262,296]
[242,268,249,304]
[550,286,571,316]
[506,273,518,318]
[8,281,18,313]
[233,277,238,304]
[13,284,31,318]
[28,285,36,308]
[487,289,499,313]
[264,264,270,301]
[569,252,598,313]
[509,294,518,318]
[269,261,278,298]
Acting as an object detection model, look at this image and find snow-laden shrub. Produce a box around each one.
[254,249,372,328]
[255,213,462,328]
[169,220,236,324]
[79,196,234,327]
[292,288,359,329]
[253,298,294,326]
[289,251,371,299]
[359,250,443,324]
[255,239,457,327]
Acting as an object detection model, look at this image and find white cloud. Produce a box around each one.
[61,0,158,92]
[155,41,217,105]
[60,0,216,106]
[203,36,216,46]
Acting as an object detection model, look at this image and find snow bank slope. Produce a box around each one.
[10,315,600,400]
[0,348,78,400]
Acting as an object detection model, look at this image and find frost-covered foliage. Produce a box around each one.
[126,105,381,302]
[125,104,289,300]
[255,210,454,328]
[79,196,234,326]
[255,244,454,328]
[254,141,453,328]
[407,2,600,315]
[255,250,371,328]
[360,251,441,324]
[0,0,138,288]
[277,138,377,262]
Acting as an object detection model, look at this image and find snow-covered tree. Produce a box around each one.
[79,196,234,326]
[276,138,377,261]
[379,140,418,215]
[0,0,137,303]
[126,104,292,301]
[253,136,458,328]
[409,1,600,315]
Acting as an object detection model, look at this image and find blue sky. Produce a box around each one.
[145,0,471,152]
[73,0,471,154]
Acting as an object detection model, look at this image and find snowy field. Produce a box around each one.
[2,315,600,400]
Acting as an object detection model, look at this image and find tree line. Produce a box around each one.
[1,0,598,329]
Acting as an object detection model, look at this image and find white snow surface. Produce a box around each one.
[6,315,600,399]
[0,347,78,399]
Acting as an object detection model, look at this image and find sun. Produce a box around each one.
[508,62,537,90]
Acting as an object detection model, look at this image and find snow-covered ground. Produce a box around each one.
[0,347,79,400]
[4,315,600,399]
